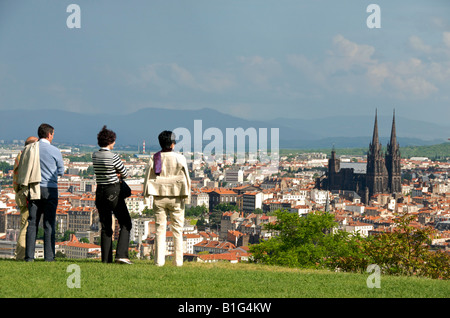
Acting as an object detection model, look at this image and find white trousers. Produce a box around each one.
[153,196,185,266]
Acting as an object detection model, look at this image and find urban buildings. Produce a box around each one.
[0,115,449,262]
[317,111,402,203]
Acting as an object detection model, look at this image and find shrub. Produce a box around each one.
[359,213,450,279]
[250,210,450,279]
[250,210,363,269]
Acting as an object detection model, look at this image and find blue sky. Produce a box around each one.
[1,0,449,125]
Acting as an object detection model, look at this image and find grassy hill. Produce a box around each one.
[1,259,448,299]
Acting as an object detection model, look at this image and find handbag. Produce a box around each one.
[119,179,132,198]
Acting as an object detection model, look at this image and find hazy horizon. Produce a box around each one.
[1,1,450,126]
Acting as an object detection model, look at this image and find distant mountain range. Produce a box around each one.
[0,108,448,150]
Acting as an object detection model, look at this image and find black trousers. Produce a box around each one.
[95,183,132,263]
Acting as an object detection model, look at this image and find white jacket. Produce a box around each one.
[17,141,41,200]
[143,151,191,204]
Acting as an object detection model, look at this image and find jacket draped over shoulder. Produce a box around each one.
[16,141,41,201]
[143,152,191,204]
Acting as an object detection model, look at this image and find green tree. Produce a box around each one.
[209,202,239,229]
[250,210,357,268]
[141,207,154,217]
[37,228,45,240]
[186,205,208,218]
[0,161,13,173]
[213,203,239,212]
[66,153,92,162]
[195,216,208,231]
[80,165,94,177]
[55,251,66,258]
[319,212,450,279]
[253,208,263,214]
[360,212,450,279]
[60,230,75,242]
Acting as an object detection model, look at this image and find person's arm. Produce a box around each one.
[56,149,65,177]
[113,153,128,179]
[143,156,153,198]
[179,154,191,203]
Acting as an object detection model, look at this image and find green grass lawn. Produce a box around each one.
[1,259,449,299]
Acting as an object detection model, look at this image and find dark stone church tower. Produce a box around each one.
[316,110,402,204]
[366,110,388,199]
[365,110,401,200]
[385,111,402,194]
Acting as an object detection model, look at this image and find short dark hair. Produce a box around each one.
[97,125,116,147]
[38,123,54,139]
[158,130,176,150]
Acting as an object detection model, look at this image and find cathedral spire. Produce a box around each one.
[367,109,387,197]
[386,109,401,194]
[371,109,380,148]
[389,109,397,147]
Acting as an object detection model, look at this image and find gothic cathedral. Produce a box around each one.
[316,110,402,203]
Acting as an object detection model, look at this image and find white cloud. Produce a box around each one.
[409,35,432,53]
[169,64,204,91]
[327,34,376,71]
[197,70,236,93]
[125,33,450,107]
[286,54,326,85]
[130,63,235,95]
[287,34,449,99]
[390,75,438,97]
[238,56,282,87]
[443,32,450,49]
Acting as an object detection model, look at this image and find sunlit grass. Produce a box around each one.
[1,259,448,298]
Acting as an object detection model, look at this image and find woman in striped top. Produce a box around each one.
[92,145,128,184]
[93,126,132,264]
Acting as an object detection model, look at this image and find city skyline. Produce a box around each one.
[1,1,450,126]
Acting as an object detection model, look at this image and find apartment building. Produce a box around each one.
[220,211,240,240]
[193,240,236,254]
[224,168,243,184]
[125,194,146,214]
[130,217,153,243]
[242,191,262,213]
[67,206,98,232]
[188,190,209,211]
[57,234,101,259]
[207,188,237,210]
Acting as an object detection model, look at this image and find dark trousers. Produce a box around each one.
[25,187,58,262]
[95,183,132,263]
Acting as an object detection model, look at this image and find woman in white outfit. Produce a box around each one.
[143,131,191,267]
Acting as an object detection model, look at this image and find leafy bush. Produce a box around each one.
[250,210,364,268]
[250,210,450,279]
[328,213,450,279]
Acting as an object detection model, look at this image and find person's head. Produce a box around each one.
[97,125,116,148]
[158,130,176,150]
[25,136,38,146]
[38,124,55,142]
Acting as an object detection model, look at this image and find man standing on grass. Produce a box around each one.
[25,124,64,262]
[13,136,39,260]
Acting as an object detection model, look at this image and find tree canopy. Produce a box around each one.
[250,210,450,279]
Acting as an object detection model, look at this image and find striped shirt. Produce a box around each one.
[92,148,128,185]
